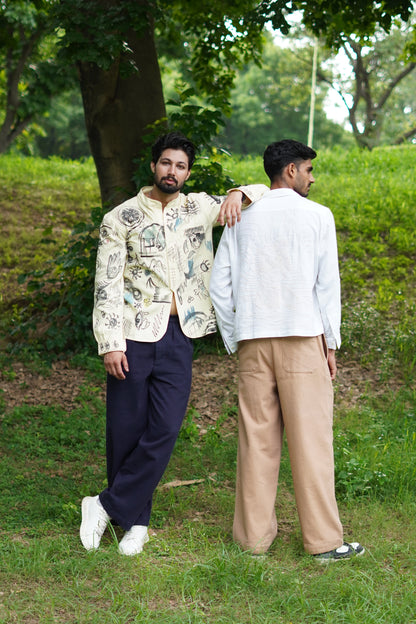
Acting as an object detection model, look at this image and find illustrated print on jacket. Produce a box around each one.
[93,184,269,355]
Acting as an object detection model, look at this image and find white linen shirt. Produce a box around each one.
[93,184,267,355]
[209,187,341,354]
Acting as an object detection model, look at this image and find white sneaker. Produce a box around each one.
[118,525,149,556]
[80,495,110,551]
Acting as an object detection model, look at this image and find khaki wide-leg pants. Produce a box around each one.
[233,335,343,555]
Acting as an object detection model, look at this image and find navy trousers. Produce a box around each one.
[99,316,193,530]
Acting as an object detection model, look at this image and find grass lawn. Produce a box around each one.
[0,363,415,623]
[0,348,414,623]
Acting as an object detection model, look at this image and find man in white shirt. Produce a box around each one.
[80,131,266,556]
[210,139,364,563]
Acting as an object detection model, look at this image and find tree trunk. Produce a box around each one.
[78,24,166,208]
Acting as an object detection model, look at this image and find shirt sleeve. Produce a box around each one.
[316,212,341,349]
[92,213,128,355]
[209,227,238,354]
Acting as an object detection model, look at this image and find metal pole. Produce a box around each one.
[308,39,318,148]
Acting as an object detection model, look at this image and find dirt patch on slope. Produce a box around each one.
[0,352,370,425]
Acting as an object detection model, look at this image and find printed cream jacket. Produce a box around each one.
[93,184,267,355]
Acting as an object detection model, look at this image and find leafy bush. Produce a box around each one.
[10,205,104,355]
[334,388,416,501]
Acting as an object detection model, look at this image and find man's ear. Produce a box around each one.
[150,161,156,173]
[185,169,191,181]
[287,162,297,179]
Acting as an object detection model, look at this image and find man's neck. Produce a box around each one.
[270,180,291,190]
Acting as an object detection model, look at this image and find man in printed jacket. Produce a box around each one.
[80,131,267,555]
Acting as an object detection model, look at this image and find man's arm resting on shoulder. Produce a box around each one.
[217,190,243,227]
[103,351,129,380]
[217,184,268,227]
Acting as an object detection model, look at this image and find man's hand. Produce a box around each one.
[327,348,337,380]
[103,351,129,380]
[217,190,244,228]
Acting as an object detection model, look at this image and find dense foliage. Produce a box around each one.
[217,36,351,153]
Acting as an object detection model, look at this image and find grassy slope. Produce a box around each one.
[0,149,415,623]
[0,155,99,305]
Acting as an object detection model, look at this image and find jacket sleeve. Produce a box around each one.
[228,184,269,207]
[92,213,128,355]
[204,184,269,224]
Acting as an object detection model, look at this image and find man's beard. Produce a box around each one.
[294,184,310,198]
[154,176,183,195]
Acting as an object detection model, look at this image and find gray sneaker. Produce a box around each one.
[80,495,110,551]
[314,541,365,564]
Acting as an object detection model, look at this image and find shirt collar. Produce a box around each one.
[267,187,299,198]
[138,186,185,210]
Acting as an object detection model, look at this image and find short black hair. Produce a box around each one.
[263,139,317,182]
[151,132,196,169]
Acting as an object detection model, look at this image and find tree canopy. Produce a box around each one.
[298,0,413,45]
[217,35,351,154]
[1,0,415,204]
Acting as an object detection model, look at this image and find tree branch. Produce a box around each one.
[0,29,43,153]
[377,62,416,109]
[394,125,416,144]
